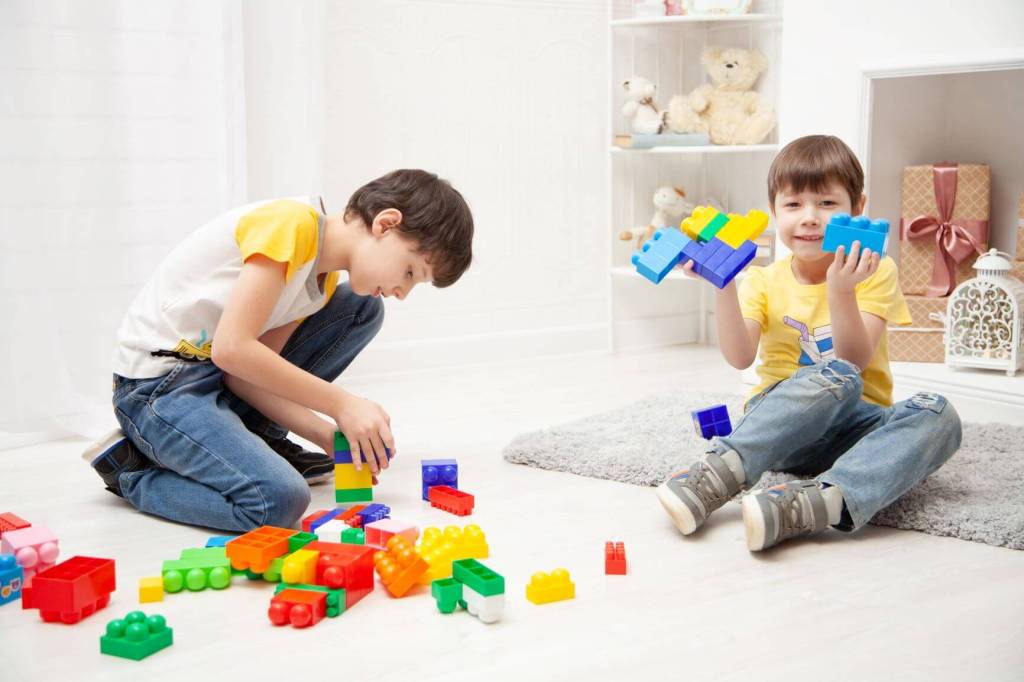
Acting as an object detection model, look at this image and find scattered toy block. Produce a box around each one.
[273,582,345,617]
[421,459,459,501]
[281,549,320,585]
[138,577,163,603]
[0,554,23,606]
[269,588,327,628]
[306,542,375,607]
[100,611,172,660]
[822,213,889,257]
[313,519,350,543]
[225,526,296,573]
[631,228,690,284]
[604,542,627,575]
[355,503,390,526]
[1,524,59,581]
[340,527,365,545]
[364,519,419,549]
[337,505,367,527]
[525,568,575,605]
[431,578,463,614]
[452,559,505,597]
[428,486,474,517]
[460,582,505,624]
[373,536,428,598]
[22,555,116,623]
[692,404,732,439]
[162,548,231,593]
[0,512,30,538]
[417,524,489,585]
[204,535,236,548]
[288,531,317,553]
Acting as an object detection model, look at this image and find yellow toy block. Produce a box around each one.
[281,548,319,585]
[416,524,490,585]
[679,205,721,240]
[715,209,770,249]
[138,576,164,603]
[334,463,372,490]
[525,568,575,605]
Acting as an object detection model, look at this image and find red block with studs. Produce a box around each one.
[427,485,474,517]
[604,541,627,575]
[22,556,116,624]
[338,505,367,527]
[0,512,30,538]
[268,588,327,628]
[306,541,374,607]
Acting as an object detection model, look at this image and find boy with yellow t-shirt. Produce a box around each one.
[656,135,962,551]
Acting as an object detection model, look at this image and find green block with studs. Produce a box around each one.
[431,578,463,614]
[452,559,505,597]
[288,531,317,553]
[340,527,365,545]
[100,611,173,660]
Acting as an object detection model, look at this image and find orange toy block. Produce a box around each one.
[373,536,428,598]
[225,526,296,573]
[338,505,367,527]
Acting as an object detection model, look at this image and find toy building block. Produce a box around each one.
[225,526,296,573]
[604,542,627,575]
[313,519,350,543]
[288,531,317,553]
[355,503,390,526]
[452,559,504,597]
[364,519,419,549]
[421,459,459,501]
[138,577,163,603]
[340,528,365,545]
[715,209,769,249]
[269,588,327,628]
[204,535,237,548]
[273,582,346,617]
[525,568,575,605]
[162,547,231,593]
[281,548,320,585]
[337,505,367,526]
[302,508,343,534]
[1,524,59,581]
[431,578,463,614]
[822,213,889,257]
[428,486,474,517]
[334,463,373,491]
[417,524,489,585]
[261,556,286,583]
[0,512,30,538]
[691,404,732,439]
[460,583,505,624]
[680,205,723,241]
[373,536,429,598]
[0,554,24,606]
[335,485,373,504]
[22,555,116,623]
[100,611,173,660]
[631,228,691,284]
[305,541,375,607]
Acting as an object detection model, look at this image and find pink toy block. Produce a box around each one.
[1,525,59,582]
[363,519,419,549]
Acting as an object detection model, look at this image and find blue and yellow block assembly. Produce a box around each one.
[632,206,769,288]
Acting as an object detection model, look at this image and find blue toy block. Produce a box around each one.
[631,228,690,284]
[205,535,237,548]
[822,213,889,257]
[421,459,459,501]
[0,554,24,606]
[309,508,345,533]
[355,503,390,525]
[691,404,732,439]
[705,240,757,289]
[687,238,724,278]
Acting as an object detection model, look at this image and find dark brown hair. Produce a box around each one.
[345,169,474,287]
[767,135,864,209]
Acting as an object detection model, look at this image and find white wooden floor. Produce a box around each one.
[2,346,1022,681]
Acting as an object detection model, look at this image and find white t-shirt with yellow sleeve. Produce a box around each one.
[113,197,342,379]
[738,255,912,407]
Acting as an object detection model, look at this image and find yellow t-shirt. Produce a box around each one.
[738,255,912,407]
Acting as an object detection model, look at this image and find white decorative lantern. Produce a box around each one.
[945,249,1024,376]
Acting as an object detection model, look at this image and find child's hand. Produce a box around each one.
[827,241,879,294]
[333,391,396,475]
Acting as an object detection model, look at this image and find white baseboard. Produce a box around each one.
[891,362,1024,424]
[613,312,700,351]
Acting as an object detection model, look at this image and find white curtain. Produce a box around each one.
[0,0,256,449]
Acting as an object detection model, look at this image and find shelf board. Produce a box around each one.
[610,143,778,155]
[610,13,780,28]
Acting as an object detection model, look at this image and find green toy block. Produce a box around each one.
[452,559,505,597]
[335,487,373,504]
[288,532,317,553]
[273,583,346,617]
[340,527,365,545]
[334,432,351,451]
[162,551,231,593]
[262,556,286,583]
[697,211,730,243]
[100,611,173,661]
[431,578,463,614]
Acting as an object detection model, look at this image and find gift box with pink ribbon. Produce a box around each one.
[899,163,990,297]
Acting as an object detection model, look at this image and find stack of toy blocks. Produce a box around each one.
[632,206,769,287]
[373,536,428,597]
[334,432,373,504]
[421,458,459,501]
[431,558,505,624]
[100,611,173,660]
[417,524,489,585]
[604,541,627,575]
[22,555,116,623]
[691,404,732,439]
[525,568,575,605]
[822,213,889,257]
[162,547,232,593]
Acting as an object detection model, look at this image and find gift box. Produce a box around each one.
[887,295,947,363]
[899,163,990,297]
[1016,191,1024,261]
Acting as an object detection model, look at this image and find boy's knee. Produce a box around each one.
[904,392,962,447]
[794,359,863,402]
[258,474,311,528]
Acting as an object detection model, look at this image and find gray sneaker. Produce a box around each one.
[656,451,743,535]
[741,480,829,551]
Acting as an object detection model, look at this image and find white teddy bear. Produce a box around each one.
[667,46,776,145]
[619,185,694,250]
[622,76,667,135]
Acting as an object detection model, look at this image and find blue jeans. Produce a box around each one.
[714,359,962,531]
[111,282,384,532]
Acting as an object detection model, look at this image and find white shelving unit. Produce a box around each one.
[607,1,782,351]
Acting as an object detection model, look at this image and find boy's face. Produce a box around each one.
[350,213,434,300]
[772,181,865,264]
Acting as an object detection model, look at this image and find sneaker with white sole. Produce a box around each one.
[655,451,743,535]
[81,428,152,498]
[741,480,829,551]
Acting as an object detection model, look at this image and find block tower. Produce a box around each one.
[334,432,373,504]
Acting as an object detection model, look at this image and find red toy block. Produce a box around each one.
[604,541,627,575]
[306,541,375,607]
[268,588,327,628]
[225,526,296,573]
[0,512,30,537]
[301,510,330,533]
[22,556,116,624]
[373,536,428,598]
[428,486,474,516]
[338,504,368,527]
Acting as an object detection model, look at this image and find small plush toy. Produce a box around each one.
[667,45,775,145]
[619,186,694,250]
[621,76,667,135]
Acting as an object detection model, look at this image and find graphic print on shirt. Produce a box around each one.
[782,315,834,366]
[151,329,213,363]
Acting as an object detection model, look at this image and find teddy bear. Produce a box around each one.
[621,76,667,135]
[619,185,694,250]
[667,45,775,145]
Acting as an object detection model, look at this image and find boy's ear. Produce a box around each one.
[853,193,867,216]
[372,208,403,236]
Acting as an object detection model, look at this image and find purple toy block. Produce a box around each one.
[421,459,459,501]
[706,240,757,288]
[692,404,732,439]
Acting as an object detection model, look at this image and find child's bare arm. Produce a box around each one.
[212,254,393,472]
[827,242,885,369]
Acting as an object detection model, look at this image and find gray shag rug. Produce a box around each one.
[502,390,1024,551]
